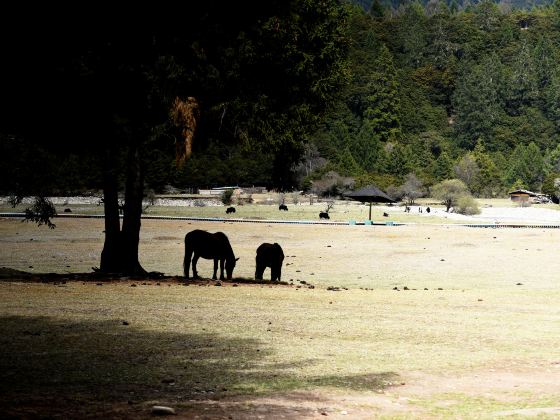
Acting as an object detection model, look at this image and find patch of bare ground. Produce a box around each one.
[169,367,560,419]
[402,366,560,399]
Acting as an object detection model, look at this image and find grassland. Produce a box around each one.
[1,216,560,418]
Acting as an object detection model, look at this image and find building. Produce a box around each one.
[508,189,550,204]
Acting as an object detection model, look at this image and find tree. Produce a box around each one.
[433,151,453,181]
[398,173,425,204]
[506,142,544,192]
[431,179,470,212]
[2,1,350,275]
[363,44,401,143]
[452,56,503,150]
[454,154,480,192]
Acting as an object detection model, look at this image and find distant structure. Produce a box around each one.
[198,186,242,195]
[508,189,550,204]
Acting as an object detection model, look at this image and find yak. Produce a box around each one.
[255,242,284,281]
[279,204,288,211]
[226,207,236,214]
[319,212,330,219]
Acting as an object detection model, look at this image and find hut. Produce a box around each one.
[508,189,538,204]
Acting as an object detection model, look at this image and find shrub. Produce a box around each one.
[221,189,234,205]
[456,195,480,215]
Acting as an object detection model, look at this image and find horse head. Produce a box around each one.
[225,257,240,280]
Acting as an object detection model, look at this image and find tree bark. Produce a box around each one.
[99,142,147,275]
[121,141,147,275]
[100,147,123,272]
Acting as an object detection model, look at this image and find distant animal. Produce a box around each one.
[319,212,330,220]
[279,204,288,211]
[404,206,411,213]
[255,243,284,281]
[63,208,72,213]
[419,207,423,213]
[226,207,236,214]
[426,207,431,213]
[183,229,238,280]
[383,212,389,217]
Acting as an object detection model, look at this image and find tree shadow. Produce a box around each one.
[0,315,399,418]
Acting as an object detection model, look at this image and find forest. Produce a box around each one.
[308,0,560,199]
[1,0,560,200]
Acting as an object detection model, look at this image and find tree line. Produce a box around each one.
[307,0,560,199]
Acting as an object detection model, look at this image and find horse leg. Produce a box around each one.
[271,265,281,282]
[255,261,264,280]
[183,247,193,279]
[192,254,200,279]
[219,259,225,280]
[212,258,218,280]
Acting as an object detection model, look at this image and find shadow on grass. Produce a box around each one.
[0,315,398,418]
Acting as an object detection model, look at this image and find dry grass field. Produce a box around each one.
[1,216,560,418]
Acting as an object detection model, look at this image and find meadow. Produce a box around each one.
[1,213,560,418]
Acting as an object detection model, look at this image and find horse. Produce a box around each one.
[279,204,288,211]
[226,207,236,214]
[319,212,330,219]
[255,243,284,281]
[183,230,238,280]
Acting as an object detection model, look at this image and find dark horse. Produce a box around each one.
[184,230,238,280]
[255,243,284,281]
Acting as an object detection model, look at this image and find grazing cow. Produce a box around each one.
[383,212,389,217]
[183,230,238,280]
[226,207,236,214]
[255,243,284,281]
[279,204,288,211]
[319,212,330,219]
[426,207,431,213]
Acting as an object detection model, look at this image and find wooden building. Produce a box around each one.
[508,189,536,203]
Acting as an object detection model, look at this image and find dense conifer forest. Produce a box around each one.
[309,0,560,198]
[1,0,559,198]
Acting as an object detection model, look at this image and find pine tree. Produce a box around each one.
[506,39,538,115]
[363,44,401,143]
[453,55,503,150]
[433,151,453,180]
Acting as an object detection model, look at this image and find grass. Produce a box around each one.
[0,199,478,225]
[1,217,560,417]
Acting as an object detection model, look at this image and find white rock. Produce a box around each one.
[151,405,176,415]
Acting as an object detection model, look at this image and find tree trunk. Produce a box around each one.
[121,141,147,275]
[100,147,123,272]
[99,142,147,275]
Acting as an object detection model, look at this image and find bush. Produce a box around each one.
[221,189,234,205]
[455,195,480,215]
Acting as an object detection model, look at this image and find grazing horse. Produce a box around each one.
[226,207,236,214]
[319,212,330,219]
[279,204,288,211]
[183,230,238,280]
[255,243,284,281]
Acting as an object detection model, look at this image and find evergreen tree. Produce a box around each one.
[506,39,538,115]
[369,0,385,18]
[453,55,503,150]
[473,142,503,196]
[363,44,401,142]
[433,151,453,180]
[338,146,363,176]
[396,1,428,68]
